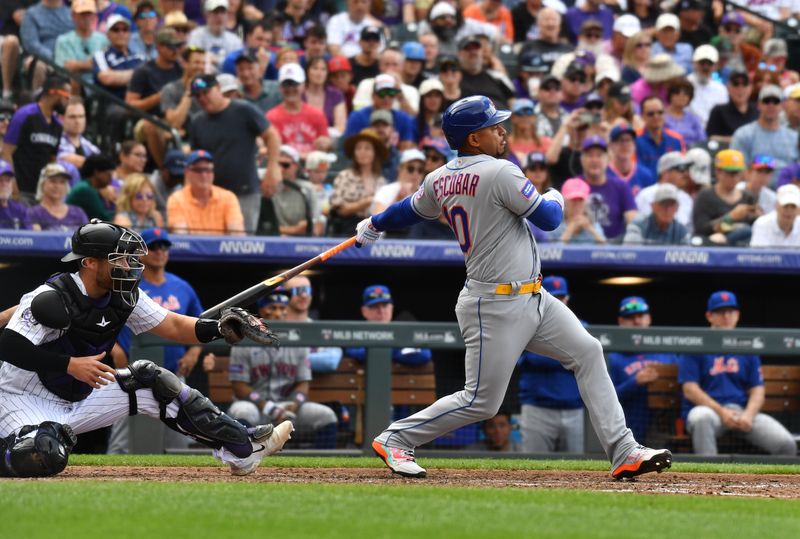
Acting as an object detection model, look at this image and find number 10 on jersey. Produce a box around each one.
[442,204,471,254]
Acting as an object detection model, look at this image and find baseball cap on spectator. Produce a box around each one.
[190,74,218,95]
[776,184,800,207]
[140,227,172,248]
[524,151,546,169]
[163,149,186,176]
[400,148,426,165]
[257,289,289,308]
[363,285,393,306]
[217,73,240,94]
[686,147,711,185]
[328,55,352,73]
[655,13,680,31]
[751,154,776,171]
[40,163,71,180]
[561,177,591,200]
[422,136,452,160]
[678,0,706,11]
[721,11,745,27]
[370,109,394,126]
[438,54,459,71]
[715,149,745,171]
[306,151,336,172]
[542,276,568,297]
[519,50,548,73]
[0,99,14,114]
[652,183,680,203]
[164,11,196,31]
[72,0,96,13]
[0,160,13,176]
[581,135,607,152]
[374,73,398,92]
[585,92,603,108]
[156,27,184,47]
[106,14,131,31]
[707,291,738,312]
[573,50,596,67]
[595,69,619,85]
[419,78,444,96]
[279,63,306,84]
[512,98,535,115]
[205,0,229,12]
[280,144,300,165]
[186,149,214,165]
[235,49,258,65]
[607,81,631,102]
[657,152,692,175]
[613,14,641,37]
[610,123,636,141]
[458,34,482,50]
[619,296,649,316]
[728,68,749,85]
[763,38,788,58]
[402,42,426,61]
[693,45,718,64]
[759,84,783,102]
[361,25,382,42]
[540,74,560,88]
[430,2,457,19]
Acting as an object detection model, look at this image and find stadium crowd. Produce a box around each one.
[1,0,800,246]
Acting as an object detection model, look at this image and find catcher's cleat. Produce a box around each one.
[611,445,672,480]
[372,439,427,478]
[229,421,294,476]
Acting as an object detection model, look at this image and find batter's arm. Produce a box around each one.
[371,197,427,230]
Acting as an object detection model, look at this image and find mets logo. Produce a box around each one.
[487,103,496,117]
[414,185,425,200]
[521,181,535,200]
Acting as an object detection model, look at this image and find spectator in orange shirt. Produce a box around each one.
[266,63,331,158]
[166,149,245,236]
[463,0,514,44]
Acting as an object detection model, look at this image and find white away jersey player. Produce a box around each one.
[0,272,169,398]
[411,154,543,283]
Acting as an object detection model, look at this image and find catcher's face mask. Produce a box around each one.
[108,229,147,307]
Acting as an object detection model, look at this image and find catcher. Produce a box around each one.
[0,220,292,478]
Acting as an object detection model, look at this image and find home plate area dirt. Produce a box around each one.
[56,467,800,498]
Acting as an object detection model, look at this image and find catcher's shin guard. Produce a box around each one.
[0,422,77,477]
[116,360,253,457]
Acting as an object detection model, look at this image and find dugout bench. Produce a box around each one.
[647,364,800,453]
[208,355,437,447]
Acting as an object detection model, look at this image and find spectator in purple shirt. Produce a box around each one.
[663,78,706,147]
[0,159,30,230]
[564,0,613,45]
[580,135,638,241]
[28,162,88,231]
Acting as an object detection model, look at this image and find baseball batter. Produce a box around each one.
[0,220,292,477]
[358,96,672,479]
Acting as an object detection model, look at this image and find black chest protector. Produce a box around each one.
[38,273,137,402]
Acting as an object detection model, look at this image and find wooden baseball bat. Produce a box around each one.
[200,236,357,319]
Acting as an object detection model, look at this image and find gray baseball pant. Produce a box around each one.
[228,400,337,433]
[376,284,639,468]
[521,405,585,453]
[686,404,797,456]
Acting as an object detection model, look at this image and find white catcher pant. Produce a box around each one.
[0,380,251,468]
[376,286,639,468]
[686,404,797,456]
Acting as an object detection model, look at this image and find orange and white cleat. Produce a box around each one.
[612,445,672,480]
[372,439,427,478]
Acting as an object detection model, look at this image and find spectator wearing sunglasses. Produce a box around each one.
[372,148,425,217]
[687,45,727,128]
[128,1,159,60]
[343,74,417,150]
[559,61,590,113]
[54,0,109,86]
[258,144,319,237]
[350,25,383,86]
[731,85,799,184]
[2,74,70,203]
[534,74,567,139]
[607,123,654,197]
[706,69,757,144]
[352,47,420,115]
[508,98,550,164]
[635,95,686,180]
[113,173,164,230]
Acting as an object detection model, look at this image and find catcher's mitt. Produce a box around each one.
[218,307,280,346]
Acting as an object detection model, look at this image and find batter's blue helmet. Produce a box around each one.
[442,96,511,150]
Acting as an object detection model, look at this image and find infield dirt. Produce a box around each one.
[58,467,800,498]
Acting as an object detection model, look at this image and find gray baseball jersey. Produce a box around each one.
[229,346,312,402]
[411,155,542,283]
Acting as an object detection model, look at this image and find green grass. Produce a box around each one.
[69,453,800,475]
[1,481,798,539]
